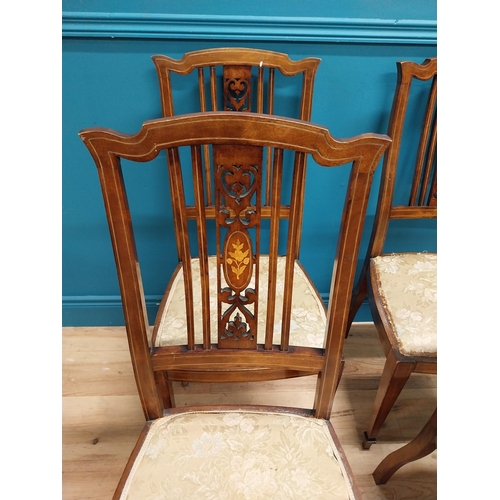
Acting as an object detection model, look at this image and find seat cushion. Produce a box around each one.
[153,256,327,348]
[371,253,437,357]
[119,410,355,500]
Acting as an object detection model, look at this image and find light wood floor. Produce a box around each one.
[62,323,437,500]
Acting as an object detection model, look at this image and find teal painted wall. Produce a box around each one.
[62,1,437,326]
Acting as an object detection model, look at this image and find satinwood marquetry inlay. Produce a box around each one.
[214,144,262,349]
[224,232,253,288]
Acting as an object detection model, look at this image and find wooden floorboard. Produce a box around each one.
[62,323,437,499]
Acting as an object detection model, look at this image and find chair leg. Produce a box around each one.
[372,408,437,484]
[345,275,368,338]
[154,371,175,409]
[363,351,414,449]
[334,357,345,394]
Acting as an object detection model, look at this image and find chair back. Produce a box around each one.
[153,48,320,226]
[152,48,319,120]
[369,58,437,256]
[80,112,390,419]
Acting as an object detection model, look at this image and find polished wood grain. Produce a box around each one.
[345,58,437,449]
[62,323,437,500]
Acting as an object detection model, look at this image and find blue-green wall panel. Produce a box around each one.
[62,0,437,20]
[62,3,436,326]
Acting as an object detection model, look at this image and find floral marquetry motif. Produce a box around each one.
[224,232,253,289]
[214,144,262,349]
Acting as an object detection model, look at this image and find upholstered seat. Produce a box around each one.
[153,256,327,348]
[370,253,437,357]
[119,410,355,500]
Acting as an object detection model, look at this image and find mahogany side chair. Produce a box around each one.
[152,48,329,402]
[80,112,390,499]
[345,58,437,449]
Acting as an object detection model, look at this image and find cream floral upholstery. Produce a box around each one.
[119,410,355,500]
[371,253,437,357]
[153,256,327,348]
